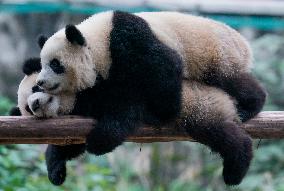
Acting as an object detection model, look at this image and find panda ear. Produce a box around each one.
[9,106,21,116]
[38,35,48,49]
[23,57,42,75]
[65,24,86,46]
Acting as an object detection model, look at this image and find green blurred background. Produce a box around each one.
[1,1,284,191]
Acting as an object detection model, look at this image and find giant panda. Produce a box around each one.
[36,11,266,161]
[14,57,252,186]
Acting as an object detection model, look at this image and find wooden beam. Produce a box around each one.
[0,111,283,145]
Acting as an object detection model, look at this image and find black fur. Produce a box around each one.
[49,59,65,74]
[203,71,266,122]
[9,106,21,116]
[65,24,86,46]
[110,11,183,123]
[182,117,253,185]
[25,105,33,115]
[23,57,42,75]
[38,35,48,49]
[32,85,44,93]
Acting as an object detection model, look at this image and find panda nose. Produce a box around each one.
[37,80,45,86]
[32,99,40,112]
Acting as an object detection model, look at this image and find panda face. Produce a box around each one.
[37,57,67,94]
[27,92,60,118]
[17,72,60,118]
[37,25,96,94]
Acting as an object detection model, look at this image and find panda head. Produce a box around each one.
[37,25,96,94]
[18,57,61,117]
[27,92,61,118]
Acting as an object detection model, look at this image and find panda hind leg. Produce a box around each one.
[45,144,86,185]
[181,81,252,185]
[204,72,266,122]
[183,118,252,185]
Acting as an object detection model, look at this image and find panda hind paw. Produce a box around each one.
[48,160,66,186]
[222,136,253,185]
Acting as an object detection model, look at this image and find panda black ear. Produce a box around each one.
[65,24,86,46]
[9,106,21,116]
[23,57,42,75]
[38,35,48,49]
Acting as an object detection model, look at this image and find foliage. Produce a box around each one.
[0,144,116,191]
[0,96,13,115]
[252,34,284,111]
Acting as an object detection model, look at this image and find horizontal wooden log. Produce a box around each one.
[0,111,283,145]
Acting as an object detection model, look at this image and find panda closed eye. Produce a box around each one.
[49,59,65,74]
[32,85,44,93]
[47,96,53,103]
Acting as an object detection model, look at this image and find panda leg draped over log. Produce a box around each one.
[13,57,253,186]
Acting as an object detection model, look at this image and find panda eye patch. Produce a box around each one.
[32,85,44,93]
[49,59,65,74]
[47,96,53,103]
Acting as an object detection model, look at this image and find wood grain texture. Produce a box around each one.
[0,111,283,145]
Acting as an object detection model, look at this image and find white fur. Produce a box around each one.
[136,12,252,79]
[26,91,75,118]
[39,11,113,93]
[18,73,37,116]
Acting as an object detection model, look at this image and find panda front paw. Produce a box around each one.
[47,160,67,186]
